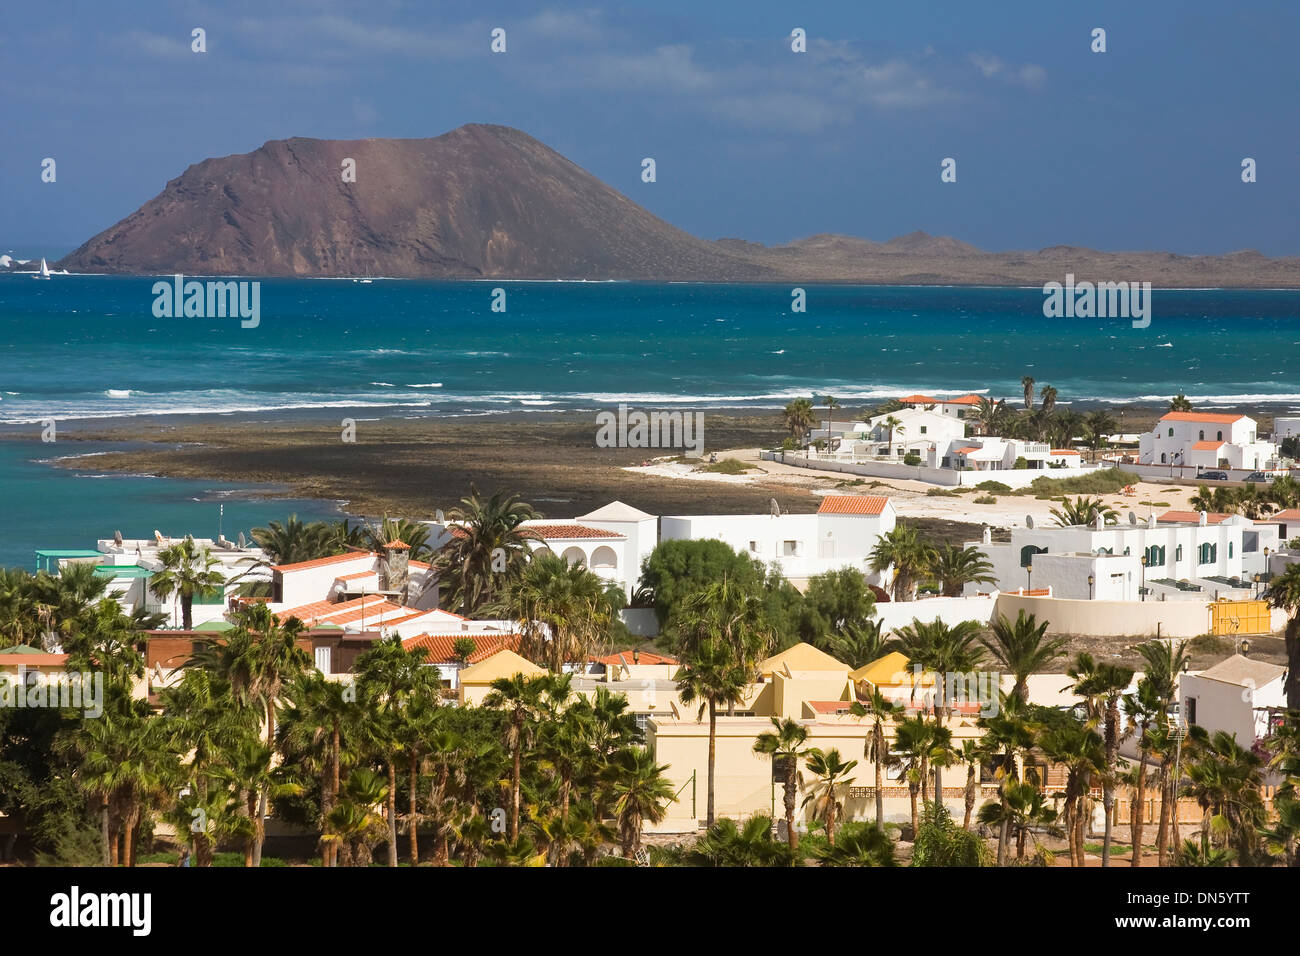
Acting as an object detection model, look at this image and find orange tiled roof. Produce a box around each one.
[946,394,983,405]
[1191,440,1224,450]
[335,571,376,582]
[385,539,410,550]
[1268,509,1300,522]
[1158,510,1232,525]
[1160,411,1246,425]
[818,495,890,515]
[953,446,981,455]
[273,551,376,572]
[402,631,520,664]
[898,394,938,404]
[1049,448,1081,456]
[806,700,857,715]
[524,524,624,540]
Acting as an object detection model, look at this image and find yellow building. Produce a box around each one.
[456,649,547,706]
[647,643,992,832]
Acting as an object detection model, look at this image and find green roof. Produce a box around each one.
[92,565,152,578]
[0,644,43,655]
[35,549,102,558]
[193,620,234,632]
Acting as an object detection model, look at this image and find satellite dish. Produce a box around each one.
[770,498,781,517]
[113,530,123,546]
[1128,511,1137,526]
[1025,515,1035,529]
[237,532,247,549]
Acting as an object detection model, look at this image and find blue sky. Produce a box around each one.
[4,0,1298,255]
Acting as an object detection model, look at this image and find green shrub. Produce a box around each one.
[1013,456,1028,469]
[700,458,750,474]
[973,494,997,504]
[926,488,960,497]
[903,452,922,466]
[975,480,1012,493]
[1017,469,1139,497]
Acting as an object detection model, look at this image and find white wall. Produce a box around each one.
[872,594,998,634]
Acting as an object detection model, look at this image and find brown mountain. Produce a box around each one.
[57,124,1300,287]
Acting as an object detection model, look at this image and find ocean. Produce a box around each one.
[2,275,1298,569]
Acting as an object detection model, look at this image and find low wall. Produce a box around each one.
[763,450,1110,490]
[995,592,1210,638]
[874,595,999,634]
[1123,463,1298,484]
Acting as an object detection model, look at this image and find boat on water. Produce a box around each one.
[33,258,51,280]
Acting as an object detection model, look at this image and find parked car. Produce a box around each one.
[1244,471,1275,483]
[1199,471,1229,481]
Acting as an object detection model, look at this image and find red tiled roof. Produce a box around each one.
[898,394,938,404]
[593,650,679,667]
[524,524,624,540]
[0,652,69,667]
[1160,411,1246,425]
[273,551,376,572]
[1268,509,1300,522]
[402,631,520,664]
[335,571,376,582]
[953,446,981,455]
[817,495,890,515]
[385,540,410,550]
[1158,510,1232,525]
[807,700,857,715]
[946,394,983,406]
[1190,440,1224,451]
[1049,448,1081,456]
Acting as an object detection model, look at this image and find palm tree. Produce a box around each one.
[1181,729,1265,864]
[811,823,897,866]
[881,415,902,457]
[501,553,623,672]
[849,688,903,829]
[250,515,337,565]
[686,815,797,866]
[829,618,888,669]
[981,610,1065,703]
[150,537,227,630]
[782,397,816,445]
[1050,495,1118,527]
[973,396,1001,437]
[978,692,1036,866]
[676,639,750,826]
[363,516,433,560]
[1039,720,1105,866]
[800,748,858,845]
[603,748,675,858]
[1039,385,1058,416]
[669,576,774,689]
[934,545,996,596]
[1122,678,1163,866]
[890,618,986,718]
[280,670,359,866]
[1082,410,1118,460]
[1169,394,1193,412]
[1265,564,1300,710]
[1021,376,1035,410]
[431,486,540,614]
[753,717,810,850]
[976,779,1063,861]
[958,740,982,829]
[482,673,549,842]
[1069,652,1134,867]
[869,525,937,602]
[822,395,842,451]
[893,716,939,835]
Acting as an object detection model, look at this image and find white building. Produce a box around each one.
[660,494,897,590]
[967,511,1259,601]
[1139,411,1276,471]
[897,393,985,420]
[1180,654,1287,745]
[1273,416,1300,443]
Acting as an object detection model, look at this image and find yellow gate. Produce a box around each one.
[1209,599,1271,636]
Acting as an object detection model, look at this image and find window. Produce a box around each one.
[1229,542,1234,558]
[1168,428,1174,437]
[1020,544,1047,566]
[1217,431,1223,441]
[748,540,757,553]
[1176,544,1183,561]
[314,645,332,674]
[782,540,798,557]
[1145,544,1166,566]
[1161,453,1167,463]
[1198,542,1217,564]
[920,426,928,434]
[1199,430,1205,440]
[957,410,966,419]
[1186,697,1197,726]
[635,714,649,735]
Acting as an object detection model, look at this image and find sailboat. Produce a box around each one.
[33,258,50,280]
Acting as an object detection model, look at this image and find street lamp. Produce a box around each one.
[1088,573,1095,600]
[1140,554,1147,601]
[1023,562,1032,592]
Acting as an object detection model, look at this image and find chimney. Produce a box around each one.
[381,539,411,602]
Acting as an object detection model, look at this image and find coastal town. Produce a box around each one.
[3,386,1298,870]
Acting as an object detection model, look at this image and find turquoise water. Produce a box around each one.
[2,276,1298,568]
[0,440,339,571]
[2,277,1299,423]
